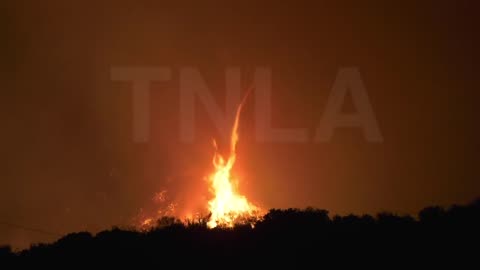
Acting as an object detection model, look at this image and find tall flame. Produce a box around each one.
[207,90,260,228]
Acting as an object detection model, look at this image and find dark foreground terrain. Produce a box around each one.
[1,199,479,267]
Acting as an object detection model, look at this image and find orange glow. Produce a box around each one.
[141,218,153,227]
[206,91,261,228]
[136,89,261,230]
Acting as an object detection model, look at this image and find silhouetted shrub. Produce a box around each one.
[7,198,480,266]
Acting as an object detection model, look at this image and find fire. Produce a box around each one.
[207,91,260,228]
[141,218,153,227]
[135,89,261,230]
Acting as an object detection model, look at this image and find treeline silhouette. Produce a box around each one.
[1,199,479,267]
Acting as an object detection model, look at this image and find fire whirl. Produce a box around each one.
[206,90,261,228]
[137,88,262,230]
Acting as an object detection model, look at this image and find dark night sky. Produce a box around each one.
[1,0,479,248]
